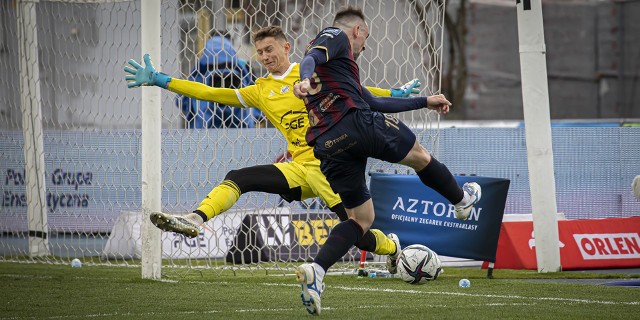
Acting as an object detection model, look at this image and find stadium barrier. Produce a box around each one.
[102,209,245,259]
[102,206,366,264]
[2,127,639,268]
[483,216,640,270]
[225,209,360,264]
[369,173,510,262]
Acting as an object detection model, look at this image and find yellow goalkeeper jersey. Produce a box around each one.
[169,63,390,164]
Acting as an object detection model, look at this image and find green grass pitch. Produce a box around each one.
[1,262,638,319]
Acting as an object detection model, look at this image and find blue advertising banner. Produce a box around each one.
[0,129,287,233]
[370,173,510,262]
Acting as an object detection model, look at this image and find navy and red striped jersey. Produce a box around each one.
[302,27,370,144]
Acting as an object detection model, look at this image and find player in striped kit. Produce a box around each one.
[125,26,421,266]
[292,7,482,315]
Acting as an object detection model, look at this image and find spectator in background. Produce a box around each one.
[178,31,263,128]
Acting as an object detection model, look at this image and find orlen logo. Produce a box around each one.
[573,233,640,260]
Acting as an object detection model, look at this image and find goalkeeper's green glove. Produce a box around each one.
[124,53,171,89]
[390,78,421,97]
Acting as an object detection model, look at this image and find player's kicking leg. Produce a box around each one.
[296,263,325,315]
[150,212,201,238]
[385,233,402,274]
[398,138,482,221]
[454,182,482,220]
[331,204,400,265]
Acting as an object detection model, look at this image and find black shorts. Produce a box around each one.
[313,108,416,208]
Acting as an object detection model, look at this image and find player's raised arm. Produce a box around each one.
[426,94,452,114]
[293,78,310,99]
[390,78,421,97]
[366,78,422,97]
[124,53,244,107]
[362,86,451,114]
[124,53,171,88]
[361,86,424,113]
[293,49,328,99]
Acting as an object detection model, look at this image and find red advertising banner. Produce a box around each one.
[484,216,640,270]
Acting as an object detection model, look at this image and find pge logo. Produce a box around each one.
[284,117,305,129]
[280,110,307,130]
[172,232,206,248]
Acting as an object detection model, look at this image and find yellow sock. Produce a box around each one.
[196,180,241,220]
[369,229,398,256]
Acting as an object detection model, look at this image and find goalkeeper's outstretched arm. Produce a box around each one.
[124,53,243,107]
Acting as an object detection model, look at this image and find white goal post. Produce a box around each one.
[1,0,446,276]
[515,0,561,273]
[140,0,162,280]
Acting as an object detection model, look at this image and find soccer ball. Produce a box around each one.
[71,258,82,268]
[397,244,442,284]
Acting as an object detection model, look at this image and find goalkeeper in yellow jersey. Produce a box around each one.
[124,26,421,268]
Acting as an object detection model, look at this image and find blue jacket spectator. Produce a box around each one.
[178,35,263,128]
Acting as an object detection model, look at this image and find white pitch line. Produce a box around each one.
[263,282,640,306]
[4,272,637,307]
[1,278,636,320]
[2,281,635,320]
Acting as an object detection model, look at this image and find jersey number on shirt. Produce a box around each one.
[308,73,322,95]
[384,114,400,130]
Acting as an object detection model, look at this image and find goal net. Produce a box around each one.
[0,0,445,273]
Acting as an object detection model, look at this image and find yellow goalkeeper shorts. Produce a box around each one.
[273,159,342,208]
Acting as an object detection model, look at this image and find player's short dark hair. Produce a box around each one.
[332,6,366,26]
[253,26,288,43]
